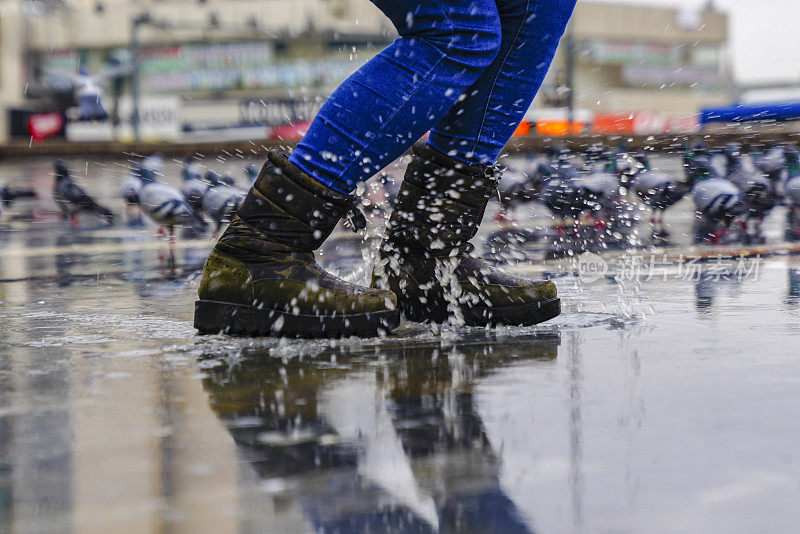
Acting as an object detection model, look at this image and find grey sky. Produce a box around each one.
[592,0,800,84]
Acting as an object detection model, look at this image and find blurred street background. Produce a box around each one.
[0,0,795,148]
[1,0,800,533]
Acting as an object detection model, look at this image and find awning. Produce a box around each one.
[699,101,800,124]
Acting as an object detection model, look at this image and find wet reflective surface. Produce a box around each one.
[1,158,800,532]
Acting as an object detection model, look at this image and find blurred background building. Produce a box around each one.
[534,1,731,135]
[0,0,795,143]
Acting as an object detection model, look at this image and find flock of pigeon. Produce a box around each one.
[2,144,800,249]
[48,156,260,238]
[498,143,800,244]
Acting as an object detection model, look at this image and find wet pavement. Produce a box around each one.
[1,157,800,533]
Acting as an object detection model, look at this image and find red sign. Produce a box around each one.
[535,119,586,136]
[512,120,531,137]
[267,120,313,142]
[592,113,635,134]
[592,112,698,135]
[28,112,64,141]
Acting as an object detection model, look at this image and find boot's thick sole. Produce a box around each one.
[400,295,561,327]
[194,299,401,338]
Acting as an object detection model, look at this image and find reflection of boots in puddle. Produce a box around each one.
[200,335,557,532]
[383,343,556,533]
[200,351,433,532]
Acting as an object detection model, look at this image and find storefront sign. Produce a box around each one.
[136,41,367,93]
[621,65,719,86]
[239,99,324,127]
[592,112,698,134]
[583,39,680,65]
[66,96,181,142]
[28,112,65,141]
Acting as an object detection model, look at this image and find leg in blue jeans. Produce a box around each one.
[289,0,576,193]
[289,0,502,193]
[429,0,577,164]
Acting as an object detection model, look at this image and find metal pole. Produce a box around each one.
[565,29,575,133]
[130,16,143,142]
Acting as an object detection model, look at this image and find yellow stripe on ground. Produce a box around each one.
[0,227,370,259]
[0,237,216,259]
[652,242,800,261]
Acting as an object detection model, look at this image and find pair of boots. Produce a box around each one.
[194,143,560,337]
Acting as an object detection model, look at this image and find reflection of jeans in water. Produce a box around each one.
[306,391,532,534]
[288,0,576,192]
[309,489,530,534]
[225,389,532,533]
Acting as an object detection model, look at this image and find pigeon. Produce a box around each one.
[52,161,115,227]
[180,162,210,215]
[1,185,36,206]
[245,164,259,183]
[220,173,237,186]
[574,168,619,216]
[781,147,800,238]
[721,144,776,222]
[120,155,166,227]
[120,165,144,226]
[0,185,37,219]
[690,155,745,243]
[201,180,246,230]
[540,147,621,224]
[629,153,693,235]
[120,168,141,206]
[783,147,800,205]
[44,64,131,122]
[755,145,787,184]
[534,153,590,221]
[138,167,205,237]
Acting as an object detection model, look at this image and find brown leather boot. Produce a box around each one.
[373,143,560,326]
[195,151,399,337]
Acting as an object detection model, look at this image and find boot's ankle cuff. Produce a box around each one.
[411,142,491,178]
[385,143,501,256]
[232,151,358,252]
[263,151,355,211]
[407,143,501,207]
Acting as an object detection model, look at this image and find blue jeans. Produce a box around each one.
[288,0,576,193]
